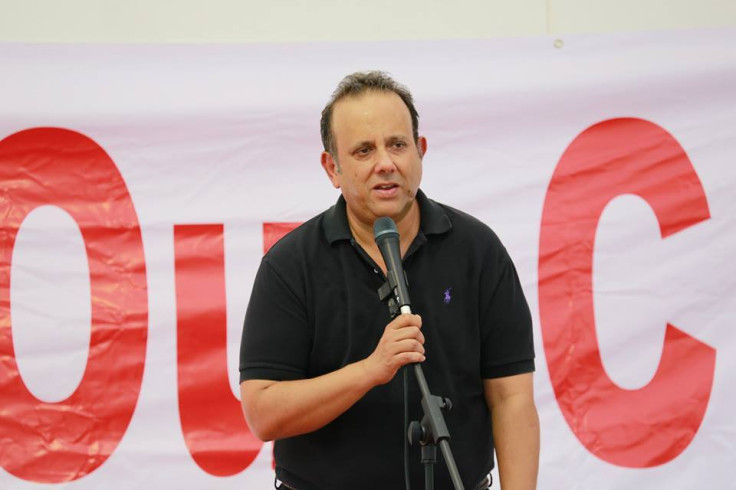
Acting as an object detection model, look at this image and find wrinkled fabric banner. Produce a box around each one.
[1,29,735,488]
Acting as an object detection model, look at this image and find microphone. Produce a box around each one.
[373,217,412,315]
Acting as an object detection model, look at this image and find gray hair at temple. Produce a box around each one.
[320,71,420,157]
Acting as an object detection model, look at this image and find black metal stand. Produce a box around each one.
[378,278,465,490]
[407,364,465,490]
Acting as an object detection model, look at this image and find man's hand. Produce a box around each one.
[361,313,425,385]
[241,314,424,441]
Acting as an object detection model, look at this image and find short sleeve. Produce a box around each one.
[479,239,535,379]
[239,257,313,382]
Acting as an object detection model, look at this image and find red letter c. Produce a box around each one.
[539,118,715,467]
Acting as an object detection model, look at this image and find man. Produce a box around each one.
[239,71,539,489]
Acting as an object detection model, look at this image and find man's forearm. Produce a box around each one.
[241,314,425,441]
[491,394,540,490]
[240,360,376,441]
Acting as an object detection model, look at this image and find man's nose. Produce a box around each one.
[374,147,397,172]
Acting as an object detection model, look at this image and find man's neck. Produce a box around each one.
[346,203,421,273]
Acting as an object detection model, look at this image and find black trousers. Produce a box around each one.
[275,473,492,490]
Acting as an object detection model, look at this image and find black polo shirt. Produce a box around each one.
[240,190,534,490]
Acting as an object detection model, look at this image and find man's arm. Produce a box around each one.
[484,372,539,490]
[240,313,424,441]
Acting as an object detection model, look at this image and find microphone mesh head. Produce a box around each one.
[373,217,399,242]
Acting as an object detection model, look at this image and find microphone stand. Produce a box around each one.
[378,282,465,490]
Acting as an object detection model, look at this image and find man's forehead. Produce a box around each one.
[331,90,412,133]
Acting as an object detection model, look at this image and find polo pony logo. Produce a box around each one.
[443,288,452,304]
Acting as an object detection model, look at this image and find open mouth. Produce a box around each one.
[374,183,398,191]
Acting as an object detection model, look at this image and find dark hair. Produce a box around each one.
[320,71,420,155]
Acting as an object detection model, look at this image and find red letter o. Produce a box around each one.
[0,128,147,482]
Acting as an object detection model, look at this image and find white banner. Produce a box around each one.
[1,28,735,488]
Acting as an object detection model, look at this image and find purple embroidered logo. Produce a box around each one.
[443,288,452,304]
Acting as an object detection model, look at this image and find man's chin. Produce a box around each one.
[370,201,415,223]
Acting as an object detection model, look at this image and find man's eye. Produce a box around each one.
[357,147,371,155]
[393,141,407,149]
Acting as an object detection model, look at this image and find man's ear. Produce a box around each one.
[321,151,341,189]
[418,136,428,158]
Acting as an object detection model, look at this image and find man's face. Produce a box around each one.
[322,90,426,229]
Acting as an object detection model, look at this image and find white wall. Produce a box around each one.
[1,0,734,43]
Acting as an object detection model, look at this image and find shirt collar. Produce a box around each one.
[322,189,452,245]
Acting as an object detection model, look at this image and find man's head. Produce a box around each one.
[320,71,420,158]
[320,71,427,232]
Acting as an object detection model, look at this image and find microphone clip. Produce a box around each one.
[377,269,409,319]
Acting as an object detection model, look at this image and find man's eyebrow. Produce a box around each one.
[349,140,374,152]
[386,135,408,144]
